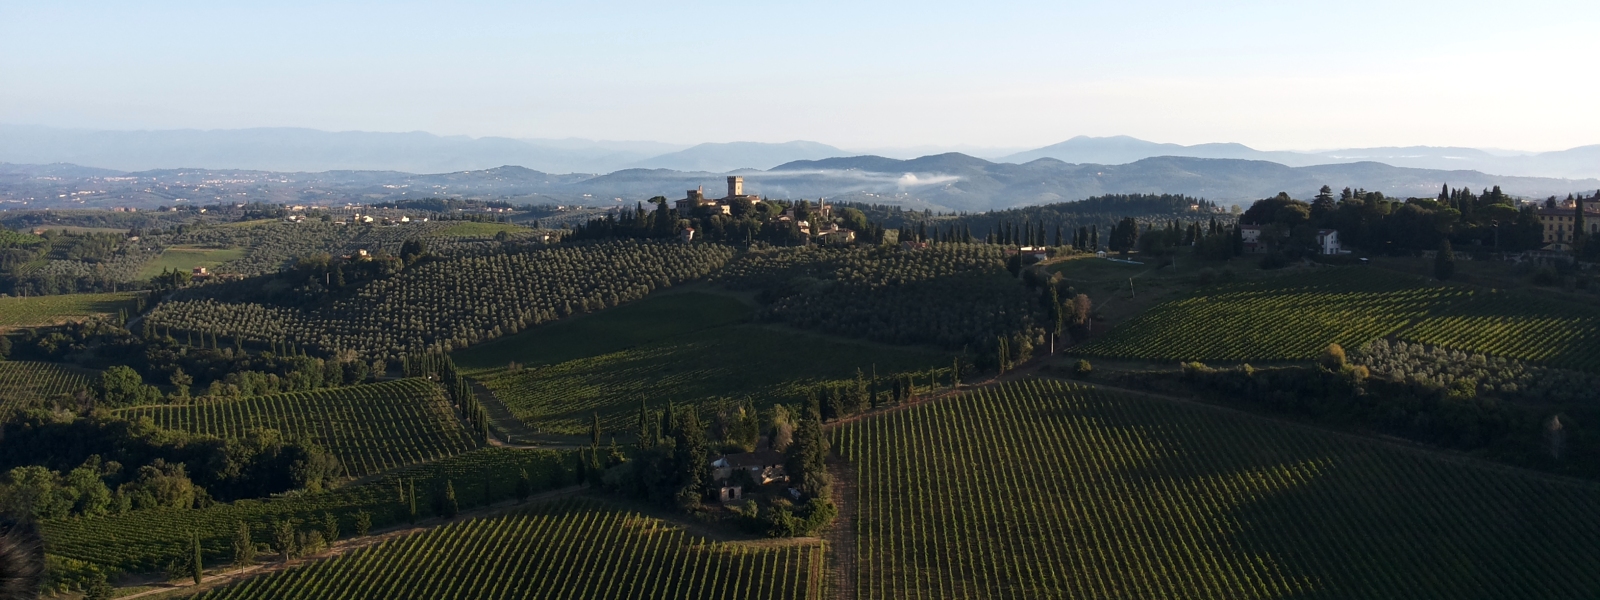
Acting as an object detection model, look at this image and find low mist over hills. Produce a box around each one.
[1005,135,1600,180]
[5,152,1596,214]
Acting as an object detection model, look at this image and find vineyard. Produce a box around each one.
[0,361,93,410]
[713,243,1044,350]
[144,240,735,359]
[476,324,947,435]
[1397,292,1600,373]
[115,378,479,478]
[835,378,1600,598]
[0,291,141,329]
[190,498,824,600]
[41,448,574,574]
[1075,268,1470,361]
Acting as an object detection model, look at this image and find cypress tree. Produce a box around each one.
[636,399,653,450]
[442,481,459,519]
[192,531,203,584]
[516,469,532,504]
[1435,239,1456,281]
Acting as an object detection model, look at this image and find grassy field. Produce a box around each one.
[189,498,824,600]
[433,221,532,238]
[836,378,1600,599]
[42,448,573,574]
[116,379,479,478]
[136,244,246,278]
[26,226,131,235]
[461,289,949,435]
[0,361,94,410]
[454,291,754,370]
[1075,268,1470,362]
[0,291,141,330]
[477,323,949,436]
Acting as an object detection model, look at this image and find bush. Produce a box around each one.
[1074,360,1093,378]
[1258,253,1291,270]
[1320,343,1347,370]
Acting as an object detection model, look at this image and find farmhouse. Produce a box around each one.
[709,450,788,502]
[1239,225,1266,253]
[1537,198,1600,251]
[1315,229,1341,255]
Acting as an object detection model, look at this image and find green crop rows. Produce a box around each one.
[477,324,947,435]
[116,378,478,478]
[42,448,573,574]
[0,361,92,410]
[191,498,824,600]
[1076,269,1470,362]
[1398,292,1600,373]
[835,378,1600,599]
[0,291,141,329]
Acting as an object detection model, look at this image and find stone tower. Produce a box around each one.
[727,176,743,198]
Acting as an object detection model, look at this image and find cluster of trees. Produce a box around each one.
[1116,343,1600,479]
[715,244,1048,355]
[6,320,386,406]
[0,413,340,520]
[568,197,888,247]
[867,194,1224,252]
[1239,186,1548,258]
[146,240,736,360]
[404,352,492,443]
[0,228,157,296]
[812,365,958,421]
[587,399,835,537]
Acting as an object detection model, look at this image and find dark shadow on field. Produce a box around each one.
[1035,393,1600,599]
[482,324,947,435]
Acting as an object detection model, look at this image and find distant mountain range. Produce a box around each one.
[5,153,1597,214]
[1004,135,1600,180]
[5,126,1598,181]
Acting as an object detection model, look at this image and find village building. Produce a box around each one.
[1239,225,1267,253]
[1537,198,1600,251]
[1314,229,1342,255]
[709,450,788,502]
[676,176,762,214]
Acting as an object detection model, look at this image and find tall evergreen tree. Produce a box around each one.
[786,409,831,500]
[1435,239,1456,281]
[231,521,255,572]
[192,531,203,584]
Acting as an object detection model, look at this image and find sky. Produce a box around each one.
[2,0,1597,152]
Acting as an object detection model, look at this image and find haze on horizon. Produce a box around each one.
[2,0,1597,153]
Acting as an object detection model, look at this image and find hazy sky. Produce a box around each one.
[2,0,1597,151]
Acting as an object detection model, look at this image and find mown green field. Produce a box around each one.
[0,291,141,330]
[462,291,947,435]
[190,498,824,600]
[42,448,573,574]
[477,323,948,436]
[433,221,532,238]
[454,291,753,370]
[136,244,246,278]
[837,378,1600,599]
[116,378,480,478]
